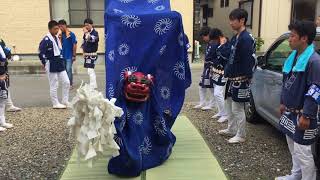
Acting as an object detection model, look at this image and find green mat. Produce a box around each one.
[60,116,227,180]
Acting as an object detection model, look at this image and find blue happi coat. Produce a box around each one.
[280,44,320,145]
[105,0,191,177]
[199,42,219,88]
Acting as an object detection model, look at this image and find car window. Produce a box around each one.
[266,39,292,72]
[266,36,320,72]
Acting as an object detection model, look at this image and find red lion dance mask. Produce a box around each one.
[124,71,154,102]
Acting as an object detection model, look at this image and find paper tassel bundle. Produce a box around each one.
[67,83,124,167]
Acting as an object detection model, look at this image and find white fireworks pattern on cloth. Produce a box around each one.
[119,0,134,3]
[154,116,167,136]
[114,135,123,147]
[155,5,165,11]
[159,45,167,55]
[113,9,124,14]
[178,33,184,46]
[108,84,115,98]
[120,66,138,80]
[148,0,159,4]
[119,116,126,132]
[133,111,144,125]
[160,86,171,100]
[139,137,152,155]
[173,61,185,80]
[121,15,141,29]
[118,43,130,56]
[105,32,109,40]
[154,18,173,35]
[127,110,132,119]
[108,50,115,62]
[165,143,173,158]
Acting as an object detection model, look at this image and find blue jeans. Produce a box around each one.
[65,59,73,85]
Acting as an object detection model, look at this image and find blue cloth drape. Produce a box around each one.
[104,0,191,177]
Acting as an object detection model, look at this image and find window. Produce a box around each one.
[292,0,317,22]
[50,0,104,26]
[239,0,253,28]
[266,39,291,72]
[220,0,229,8]
[225,0,229,7]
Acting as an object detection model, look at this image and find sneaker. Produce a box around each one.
[193,104,204,109]
[201,106,213,110]
[228,136,246,144]
[6,106,22,112]
[218,129,236,137]
[0,127,6,132]
[218,116,228,123]
[62,102,72,108]
[53,104,67,109]
[1,123,13,129]
[275,174,301,180]
[211,113,221,119]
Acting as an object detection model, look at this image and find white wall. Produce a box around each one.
[260,0,292,51]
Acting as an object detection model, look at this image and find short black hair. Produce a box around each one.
[199,26,211,37]
[58,19,67,25]
[84,18,94,25]
[288,20,316,45]
[48,20,58,30]
[209,28,223,40]
[229,8,248,25]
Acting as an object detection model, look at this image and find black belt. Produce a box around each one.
[228,76,250,82]
[285,107,303,114]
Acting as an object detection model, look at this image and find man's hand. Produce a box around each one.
[298,115,310,130]
[279,104,286,115]
[72,56,76,62]
[83,27,88,33]
[0,74,6,81]
[42,64,46,71]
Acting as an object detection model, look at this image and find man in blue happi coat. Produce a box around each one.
[38,20,70,109]
[219,8,256,144]
[209,28,230,123]
[194,26,217,110]
[276,20,320,180]
[105,0,191,177]
[81,18,99,89]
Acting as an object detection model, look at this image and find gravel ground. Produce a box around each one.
[181,103,292,180]
[0,104,293,180]
[0,108,74,180]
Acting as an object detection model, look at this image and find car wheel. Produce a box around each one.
[244,93,259,123]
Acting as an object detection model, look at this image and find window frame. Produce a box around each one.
[220,0,229,8]
[239,0,254,28]
[49,0,104,28]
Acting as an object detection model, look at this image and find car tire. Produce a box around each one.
[244,92,260,123]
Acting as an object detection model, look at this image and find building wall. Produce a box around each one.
[200,0,261,39]
[0,0,50,54]
[207,0,238,38]
[171,0,194,51]
[260,0,292,51]
[0,0,193,54]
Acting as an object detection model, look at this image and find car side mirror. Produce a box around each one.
[257,55,266,69]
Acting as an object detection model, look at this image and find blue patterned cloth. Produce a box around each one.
[105,0,191,177]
